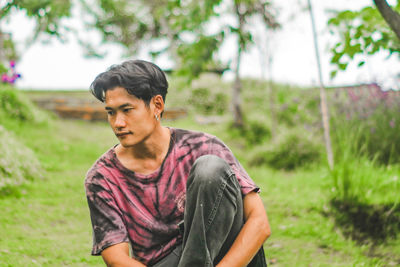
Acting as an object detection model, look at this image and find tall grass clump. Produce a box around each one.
[330,149,400,206]
[330,84,400,165]
[329,84,400,203]
[328,84,400,242]
[0,86,48,193]
[0,125,43,191]
[328,151,400,243]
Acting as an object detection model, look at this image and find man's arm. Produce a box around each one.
[216,192,271,267]
[101,243,146,267]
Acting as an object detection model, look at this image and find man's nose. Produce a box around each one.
[114,113,126,128]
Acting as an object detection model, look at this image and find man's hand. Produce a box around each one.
[216,192,271,267]
[101,242,146,267]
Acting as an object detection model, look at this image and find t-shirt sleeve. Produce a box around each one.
[85,171,129,255]
[207,136,260,195]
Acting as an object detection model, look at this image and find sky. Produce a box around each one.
[2,0,399,90]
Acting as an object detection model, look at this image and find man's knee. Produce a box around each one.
[188,155,232,188]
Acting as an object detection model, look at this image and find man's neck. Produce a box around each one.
[134,126,170,159]
[115,126,171,174]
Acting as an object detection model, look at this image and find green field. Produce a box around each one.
[0,119,398,266]
[1,84,400,266]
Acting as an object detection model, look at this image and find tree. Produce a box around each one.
[327,1,400,77]
[83,0,279,127]
[0,0,72,75]
[80,0,221,62]
[374,0,400,40]
[308,0,333,169]
[229,0,279,127]
[177,0,280,127]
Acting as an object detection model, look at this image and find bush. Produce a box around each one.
[189,87,228,115]
[0,125,43,190]
[0,86,48,193]
[249,128,323,170]
[0,85,49,123]
[169,73,230,114]
[228,119,271,148]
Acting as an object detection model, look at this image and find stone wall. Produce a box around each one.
[32,97,187,121]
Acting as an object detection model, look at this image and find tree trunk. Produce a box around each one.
[233,45,244,128]
[308,0,334,170]
[267,59,276,138]
[373,0,400,40]
[264,33,276,138]
[232,1,245,128]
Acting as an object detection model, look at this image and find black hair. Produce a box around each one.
[90,59,168,105]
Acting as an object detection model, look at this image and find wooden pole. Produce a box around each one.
[307,0,334,170]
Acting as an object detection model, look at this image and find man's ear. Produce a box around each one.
[152,95,164,116]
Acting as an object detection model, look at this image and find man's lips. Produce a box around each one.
[116,132,132,137]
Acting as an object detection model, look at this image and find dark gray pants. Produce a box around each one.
[153,155,267,267]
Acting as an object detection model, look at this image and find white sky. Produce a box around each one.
[1,0,399,90]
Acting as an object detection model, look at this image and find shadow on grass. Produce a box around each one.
[324,199,400,244]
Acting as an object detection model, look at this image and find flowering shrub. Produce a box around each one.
[1,61,21,84]
[330,83,400,164]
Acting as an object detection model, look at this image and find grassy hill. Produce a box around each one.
[1,82,399,266]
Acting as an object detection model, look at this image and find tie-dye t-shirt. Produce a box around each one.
[85,127,259,265]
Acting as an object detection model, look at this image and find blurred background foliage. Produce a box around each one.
[1,68,400,266]
[1,0,400,265]
[328,1,400,77]
[0,85,50,193]
[0,0,73,72]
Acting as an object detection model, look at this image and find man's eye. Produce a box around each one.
[123,108,132,113]
[107,111,114,115]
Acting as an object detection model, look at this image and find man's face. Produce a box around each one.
[105,86,156,147]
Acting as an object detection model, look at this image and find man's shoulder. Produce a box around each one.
[172,127,216,145]
[85,146,117,184]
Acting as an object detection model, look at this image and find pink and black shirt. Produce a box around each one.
[85,128,259,265]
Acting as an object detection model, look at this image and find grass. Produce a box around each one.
[1,113,400,266]
[254,167,400,266]
[0,119,115,266]
[1,84,400,266]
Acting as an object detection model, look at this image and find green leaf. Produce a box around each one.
[338,63,348,70]
[327,3,400,73]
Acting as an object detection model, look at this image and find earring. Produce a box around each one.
[155,114,159,121]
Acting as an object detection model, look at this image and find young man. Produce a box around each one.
[85,60,271,267]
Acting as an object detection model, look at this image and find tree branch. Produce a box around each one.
[373,0,400,40]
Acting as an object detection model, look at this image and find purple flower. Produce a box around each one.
[10,60,16,68]
[347,89,359,102]
[1,74,8,82]
[390,119,395,128]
